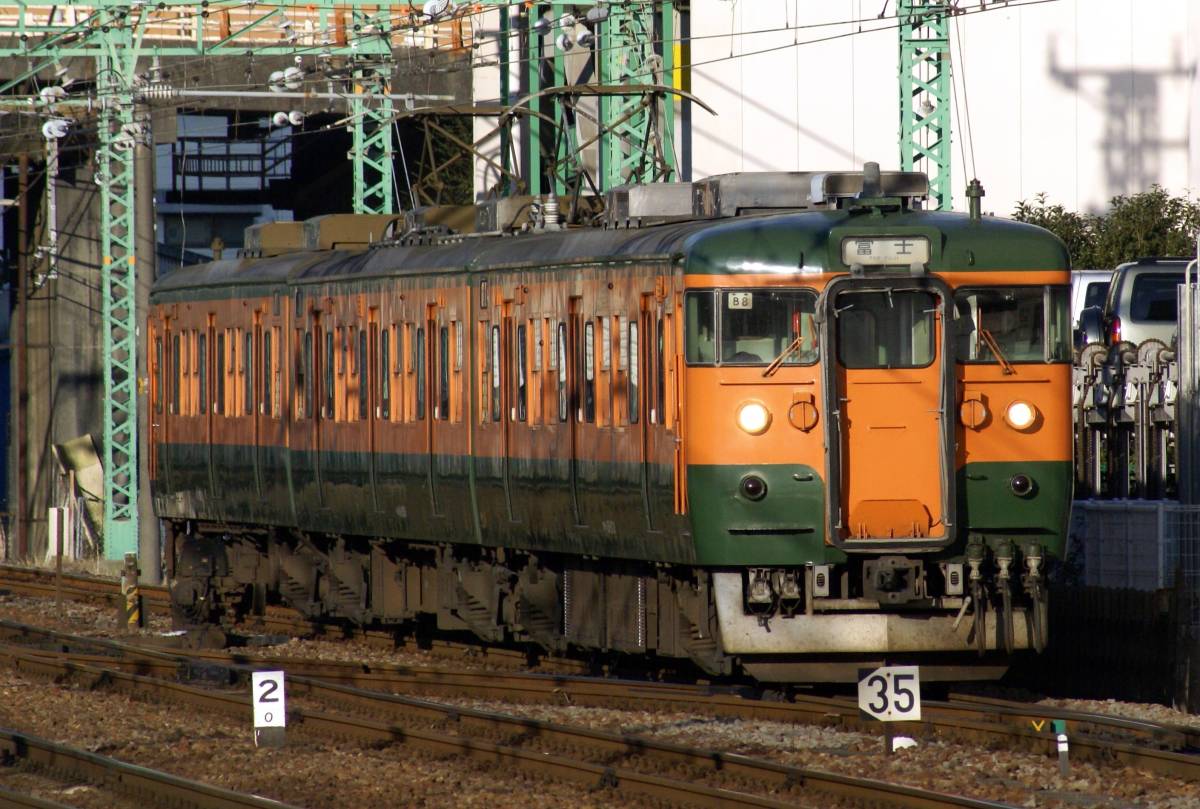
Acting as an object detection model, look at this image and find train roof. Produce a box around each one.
[152,173,1070,301]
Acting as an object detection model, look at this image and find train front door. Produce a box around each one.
[822,279,953,547]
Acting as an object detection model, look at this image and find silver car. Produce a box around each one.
[1101,258,1191,348]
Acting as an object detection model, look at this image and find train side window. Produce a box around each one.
[153,336,163,414]
[453,321,464,422]
[171,334,180,415]
[556,322,567,422]
[263,330,273,417]
[397,323,407,421]
[684,291,716,363]
[294,330,304,418]
[244,330,254,416]
[304,330,314,418]
[215,331,225,415]
[438,325,449,421]
[359,328,368,421]
[324,329,335,419]
[477,321,489,424]
[628,320,639,424]
[197,332,208,415]
[491,324,501,422]
[583,320,595,423]
[535,318,548,424]
[381,326,391,420]
[516,323,527,422]
[616,315,628,426]
[406,322,417,422]
[1048,286,1072,361]
[416,327,426,420]
[656,316,666,425]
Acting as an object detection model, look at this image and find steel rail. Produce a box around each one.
[0,785,76,809]
[0,640,1016,809]
[6,570,1200,784]
[0,727,301,809]
[4,617,1200,785]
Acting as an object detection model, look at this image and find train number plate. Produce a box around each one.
[727,292,753,309]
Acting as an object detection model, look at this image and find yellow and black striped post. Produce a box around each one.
[119,553,142,631]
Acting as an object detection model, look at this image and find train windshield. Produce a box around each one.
[954,286,1071,363]
[835,289,937,369]
[684,289,817,365]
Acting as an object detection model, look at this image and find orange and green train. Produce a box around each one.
[153,167,1071,682]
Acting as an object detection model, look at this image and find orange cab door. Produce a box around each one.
[823,279,954,548]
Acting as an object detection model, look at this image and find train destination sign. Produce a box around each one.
[857,665,921,722]
[841,236,930,266]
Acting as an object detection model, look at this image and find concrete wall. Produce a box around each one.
[11,157,107,563]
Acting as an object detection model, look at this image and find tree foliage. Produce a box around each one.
[1012,186,1200,269]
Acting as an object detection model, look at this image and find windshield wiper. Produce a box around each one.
[763,334,806,377]
[979,328,1015,375]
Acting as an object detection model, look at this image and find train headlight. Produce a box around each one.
[1004,400,1038,431]
[736,402,771,435]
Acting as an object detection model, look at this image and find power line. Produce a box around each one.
[0,0,1062,157]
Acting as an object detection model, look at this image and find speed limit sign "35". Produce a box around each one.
[858,665,921,722]
[252,671,287,728]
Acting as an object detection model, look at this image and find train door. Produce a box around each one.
[367,312,380,510]
[250,315,263,497]
[566,297,583,524]
[637,297,656,529]
[288,304,322,521]
[424,304,440,515]
[821,278,954,547]
[148,317,164,492]
[256,304,288,520]
[500,305,515,520]
[204,315,218,510]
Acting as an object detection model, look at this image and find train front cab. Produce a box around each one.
[683,223,1072,681]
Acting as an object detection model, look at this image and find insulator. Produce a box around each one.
[138,84,177,102]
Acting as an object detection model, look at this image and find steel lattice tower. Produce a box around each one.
[899,0,952,210]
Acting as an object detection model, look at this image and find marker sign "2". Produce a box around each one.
[857,665,921,722]
[252,671,286,728]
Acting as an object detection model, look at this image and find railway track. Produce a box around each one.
[0,725,302,809]
[5,566,1200,789]
[0,621,1017,809]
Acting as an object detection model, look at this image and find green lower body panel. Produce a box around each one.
[687,464,837,566]
[959,460,1072,557]
[686,460,1072,566]
[153,442,696,563]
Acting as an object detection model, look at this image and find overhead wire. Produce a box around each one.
[2,0,1060,107]
[0,0,1061,156]
[951,10,979,183]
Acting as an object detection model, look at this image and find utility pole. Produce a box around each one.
[898,0,952,210]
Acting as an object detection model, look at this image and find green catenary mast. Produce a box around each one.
[0,1,407,560]
[899,0,952,211]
